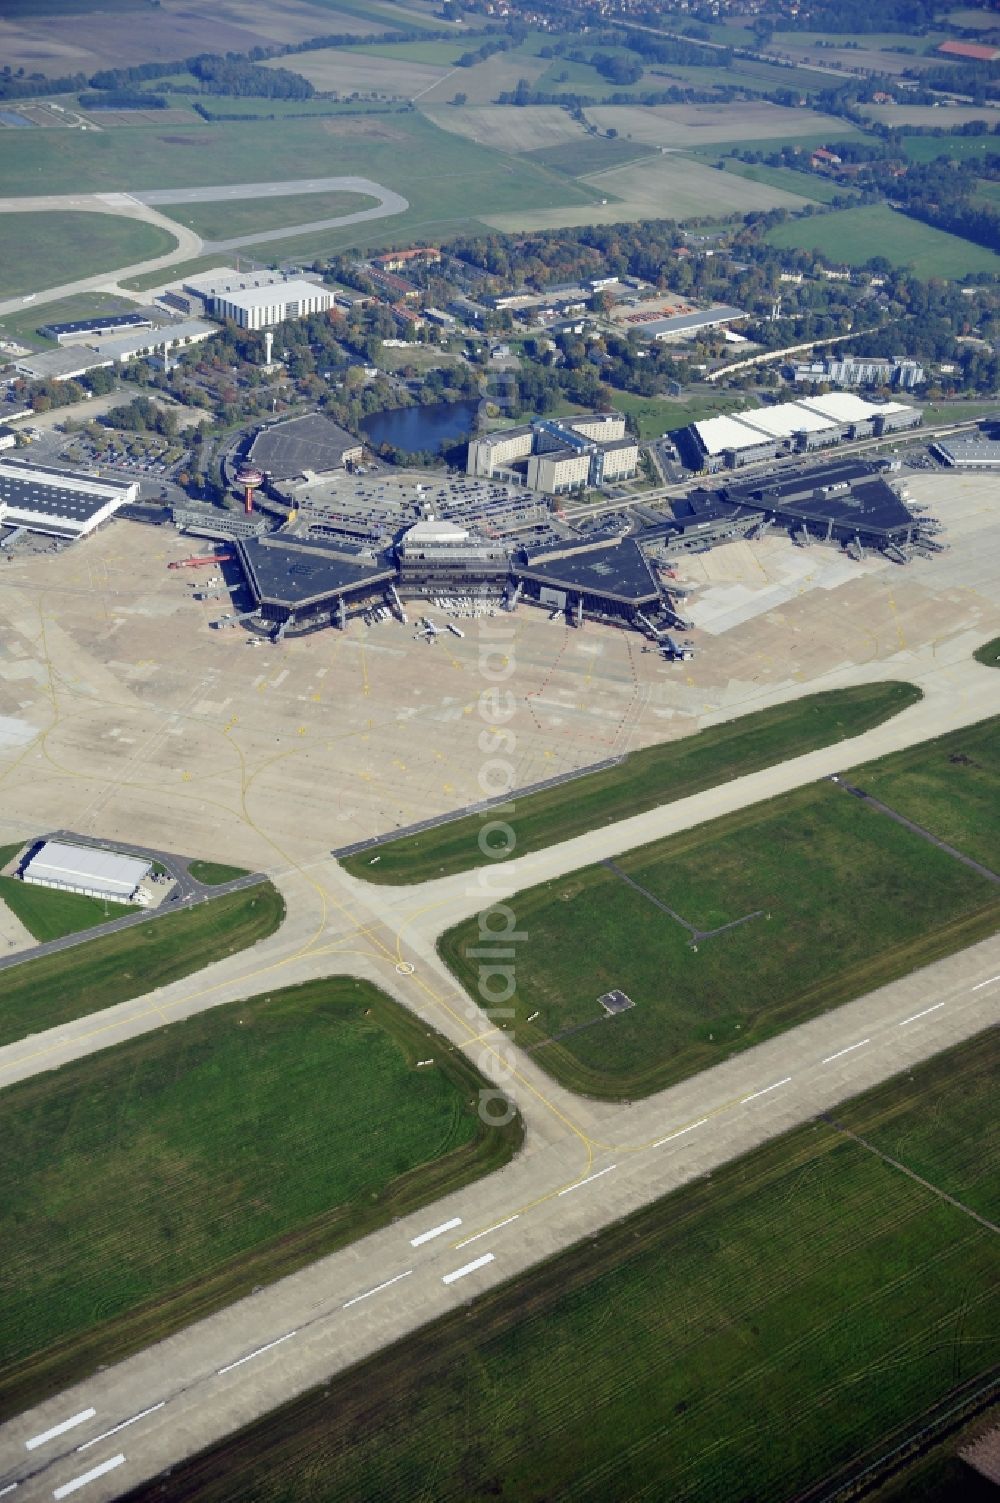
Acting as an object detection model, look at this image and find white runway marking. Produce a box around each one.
[217,1330,296,1377]
[53,1455,125,1499]
[442,1253,495,1285]
[0,1484,18,1497]
[741,1077,791,1103]
[26,1410,96,1451]
[972,973,1000,990]
[343,1270,412,1309]
[822,1040,870,1064]
[899,1002,946,1025]
[77,1403,165,1452]
[558,1164,617,1197]
[456,1215,519,1249]
[654,1118,708,1146]
[410,1217,462,1247]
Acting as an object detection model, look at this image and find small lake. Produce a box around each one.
[361,399,480,454]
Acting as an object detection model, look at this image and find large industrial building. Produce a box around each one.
[467,412,639,494]
[211,279,333,331]
[680,394,921,472]
[0,460,137,539]
[19,840,151,903]
[931,432,1000,468]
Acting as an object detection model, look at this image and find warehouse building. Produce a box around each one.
[0,460,137,538]
[680,396,921,471]
[39,311,155,345]
[20,840,151,903]
[211,279,332,330]
[932,433,1000,468]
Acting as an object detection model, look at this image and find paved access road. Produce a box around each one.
[0,177,409,316]
[1,653,999,1500]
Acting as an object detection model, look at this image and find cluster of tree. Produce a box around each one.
[0,67,88,101]
[779,0,942,34]
[77,90,167,109]
[457,35,518,68]
[186,56,314,100]
[102,395,179,436]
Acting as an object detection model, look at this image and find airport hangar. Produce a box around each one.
[0,459,137,540]
[679,393,921,473]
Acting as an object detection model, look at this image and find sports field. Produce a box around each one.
[162,188,379,240]
[765,203,1000,278]
[343,682,920,884]
[440,719,1000,1098]
[0,211,176,299]
[0,979,521,1419]
[0,881,284,1046]
[127,1031,1000,1503]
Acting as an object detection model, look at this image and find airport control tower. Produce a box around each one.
[235,464,264,515]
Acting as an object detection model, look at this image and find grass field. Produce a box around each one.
[0,292,139,349]
[162,188,379,241]
[765,203,1000,278]
[974,636,1000,669]
[422,104,588,154]
[903,133,1000,166]
[525,136,657,177]
[269,49,452,97]
[342,682,920,884]
[0,211,176,299]
[720,156,854,203]
[186,860,250,885]
[0,882,284,1047]
[587,101,853,149]
[974,178,1000,209]
[127,1031,1000,1503]
[440,760,1000,1098]
[0,866,129,942]
[0,979,521,1419]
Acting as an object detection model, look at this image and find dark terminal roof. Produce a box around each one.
[722,458,915,537]
[519,534,659,604]
[247,413,361,480]
[239,532,393,608]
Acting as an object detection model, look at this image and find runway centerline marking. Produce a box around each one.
[822,1040,870,1064]
[77,1403,166,1452]
[53,1455,125,1499]
[442,1252,495,1285]
[456,1215,519,1249]
[343,1270,412,1309]
[410,1217,462,1247]
[0,1484,19,1498]
[899,1002,945,1025]
[972,973,1000,990]
[26,1409,96,1450]
[558,1164,617,1197]
[654,1118,708,1147]
[217,1330,297,1376]
[741,1077,791,1103]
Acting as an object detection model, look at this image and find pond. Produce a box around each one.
[360,399,481,455]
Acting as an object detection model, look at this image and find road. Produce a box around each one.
[1,650,999,1499]
[0,177,409,316]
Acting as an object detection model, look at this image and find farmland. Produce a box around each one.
[127,1031,1000,1503]
[422,104,589,154]
[0,881,284,1046]
[265,49,453,98]
[586,101,855,150]
[439,717,1000,1099]
[0,979,521,1418]
[343,682,921,884]
[720,157,854,203]
[765,203,1000,278]
[0,211,176,299]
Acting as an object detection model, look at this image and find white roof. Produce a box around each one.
[694,414,778,455]
[213,279,330,311]
[737,401,837,439]
[797,392,880,423]
[23,840,150,897]
[404,518,470,544]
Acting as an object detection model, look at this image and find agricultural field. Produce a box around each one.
[414,50,548,106]
[586,101,854,150]
[127,1032,1000,1503]
[440,721,1000,1099]
[0,847,129,941]
[0,881,284,1047]
[485,151,810,231]
[903,133,1000,165]
[974,178,1000,209]
[860,104,1000,129]
[765,203,1000,278]
[720,156,854,203]
[344,683,921,884]
[525,136,658,177]
[162,188,380,240]
[0,979,521,1418]
[266,49,453,98]
[0,211,176,299]
[422,104,588,154]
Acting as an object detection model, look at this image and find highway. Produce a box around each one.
[1,649,999,1500]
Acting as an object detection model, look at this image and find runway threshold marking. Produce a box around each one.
[25,1410,96,1451]
[899,1002,945,1025]
[557,1164,616,1197]
[77,1403,165,1452]
[442,1253,495,1285]
[217,1330,297,1377]
[53,1455,125,1499]
[741,1077,791,1103]
[410,1217,462,1247]
[822,1040,870,1065]
[654,1118,708,1147]
[343,1270,412,1309]
[456,1215,519,1249]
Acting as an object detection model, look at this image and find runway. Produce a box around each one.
[1,650,999,1500]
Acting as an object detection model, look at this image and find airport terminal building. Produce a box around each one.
[0,460,138,539]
